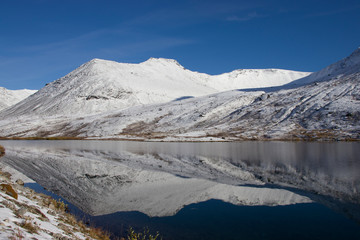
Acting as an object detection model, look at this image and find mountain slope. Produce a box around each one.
[0,70,358,140]
[0,87,36,111]
[0,58,310,117]
[74,71,359,141]
[0,49,358,140]
[289,47,360,86]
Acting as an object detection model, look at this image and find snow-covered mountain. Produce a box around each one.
[72,47,356,141]
[0,87,36,111]
[290,47,360,86]
[0,58,309,117]
[0,48,358,140]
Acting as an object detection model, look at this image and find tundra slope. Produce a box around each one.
[0,58,309,117]
[0,87,36,111]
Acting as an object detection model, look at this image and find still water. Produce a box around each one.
[0,140,360,239]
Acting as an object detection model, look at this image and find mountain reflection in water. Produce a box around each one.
[0,140,359,239]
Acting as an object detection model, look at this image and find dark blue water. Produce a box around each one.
[26,183,360,240]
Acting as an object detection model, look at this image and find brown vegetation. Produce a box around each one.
[0,145,5,157]
[0,183,18,199]
[19,220,39,234]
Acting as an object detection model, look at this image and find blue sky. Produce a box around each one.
[1,0,359,90]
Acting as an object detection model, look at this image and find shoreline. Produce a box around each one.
[0,135,359,142]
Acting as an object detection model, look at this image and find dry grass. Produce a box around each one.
[61,212,80,227]
[127,227,161,240]
[10,228,25,240]
[288,128,340,141]
[50,198,68,212]
[87,226,111,240]
[56,211,110,240]
[0,145,5,157]
[19,220,39,234]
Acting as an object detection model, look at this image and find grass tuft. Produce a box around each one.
[0,145,5,157]
[50,198,68,212]
[20,220,39,234]
[88,226,111,240]
[127,227,161,240]
[10,228,25,240]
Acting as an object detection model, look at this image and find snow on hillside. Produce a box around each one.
[72,71,359,141]
[0,48,358,140]
[0,57,310,117]
[0,87,36,111]
[207,68,309,91]
[0,68,358,141]
[69,48,357,141]
[288,47,360,87]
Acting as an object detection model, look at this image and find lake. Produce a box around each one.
[0,140,359,239]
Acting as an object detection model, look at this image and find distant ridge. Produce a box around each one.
[0,87,37,111]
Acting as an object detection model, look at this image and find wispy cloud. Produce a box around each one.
[226,12,266,22]
[305,4,360,18]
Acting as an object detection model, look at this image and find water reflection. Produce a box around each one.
[0,140,359,220]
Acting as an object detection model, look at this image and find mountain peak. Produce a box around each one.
[142,57,184,68]
[88,58,105,64]
[72,58,120,77]
[85,58,115,66]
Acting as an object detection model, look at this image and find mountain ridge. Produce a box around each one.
[0,57,310,117]
[0,48,358,140]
